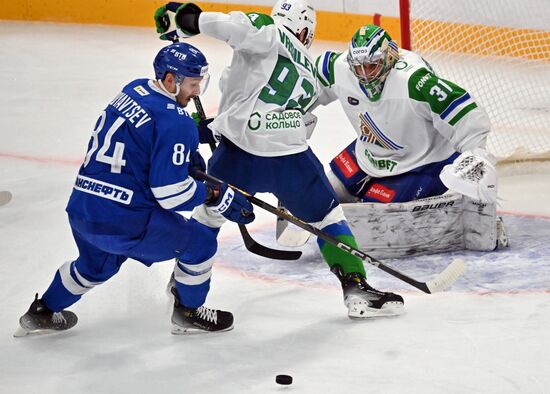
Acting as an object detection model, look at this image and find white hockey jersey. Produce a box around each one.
[315,49,491,177]
[199,11,318,157]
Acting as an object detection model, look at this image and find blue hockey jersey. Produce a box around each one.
[66,79,206,233]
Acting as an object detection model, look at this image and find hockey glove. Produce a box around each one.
[154,2,202,41]
[191,113,217,145]
[188,149,206,178]
[206,183,255,225]
[439,148,497,203]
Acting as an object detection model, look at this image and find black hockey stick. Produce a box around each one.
[194,170,467,294]
[192,97,301,261]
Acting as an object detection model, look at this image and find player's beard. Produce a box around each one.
[177,93,194,108]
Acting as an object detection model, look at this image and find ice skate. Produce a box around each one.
[332,266,405,319]
[170,287,233,335]
[14,294,78,337]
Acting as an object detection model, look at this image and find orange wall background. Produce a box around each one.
[0,1,403,45]
[2,1,547,60]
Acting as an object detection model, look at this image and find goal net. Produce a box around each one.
[402,0,550,162]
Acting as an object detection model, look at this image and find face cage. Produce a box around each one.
[347,60,384,102]
[348,50,390,82]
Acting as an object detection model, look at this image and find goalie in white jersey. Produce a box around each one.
[154,1,405,319]
[313,25,508,258]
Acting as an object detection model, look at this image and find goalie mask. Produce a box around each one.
[347,25,399,102]
[153,42,210,95]
[271,0,316,49]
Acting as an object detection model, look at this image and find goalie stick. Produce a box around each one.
[192,97,301,261]
[195,170,467,294]
[0,191,12,207]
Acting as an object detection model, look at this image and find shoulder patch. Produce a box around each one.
[133,85,150,96]
[246,12,274,29]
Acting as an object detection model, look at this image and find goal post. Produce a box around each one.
[399,0,550,163]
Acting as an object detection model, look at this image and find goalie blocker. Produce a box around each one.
[341,192,508,259]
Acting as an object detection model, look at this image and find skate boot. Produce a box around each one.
[14,294,78,337]
[170,287,234,335]
[332,266,405,319]
[496,216,509,248]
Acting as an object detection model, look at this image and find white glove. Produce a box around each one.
[439,148,497,203]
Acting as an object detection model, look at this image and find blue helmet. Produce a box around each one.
[153,42,209,82]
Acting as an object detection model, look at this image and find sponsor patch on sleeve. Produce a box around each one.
[334,149,359,178]
[365,183,395,203]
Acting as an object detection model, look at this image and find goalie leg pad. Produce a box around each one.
[342,193,500,259]
[462,196,498,250]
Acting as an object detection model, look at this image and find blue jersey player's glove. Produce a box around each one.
[206,183,255,225]
[154,2,202,41]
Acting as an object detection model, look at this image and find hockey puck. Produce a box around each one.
[275,375,293,385]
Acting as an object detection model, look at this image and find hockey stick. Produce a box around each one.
[0,191,12,207]
[195,170,467,294]
[192,97,301,261]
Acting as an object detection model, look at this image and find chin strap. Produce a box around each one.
[157,78,180,99]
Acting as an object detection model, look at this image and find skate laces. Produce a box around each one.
[196,306,217,323]
[52,312,67,324]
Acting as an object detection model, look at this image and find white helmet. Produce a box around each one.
[271,0,316,48]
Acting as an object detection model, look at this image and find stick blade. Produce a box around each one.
[239,225,302,261]
[426,258,467,293]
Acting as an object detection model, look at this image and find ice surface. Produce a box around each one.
[1,22,549,394]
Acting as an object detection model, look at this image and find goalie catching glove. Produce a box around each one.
[205,183,255,225]
[439,148,497,203]
[155,2,202,41]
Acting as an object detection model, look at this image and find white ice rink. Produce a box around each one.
[1,22,549,394]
